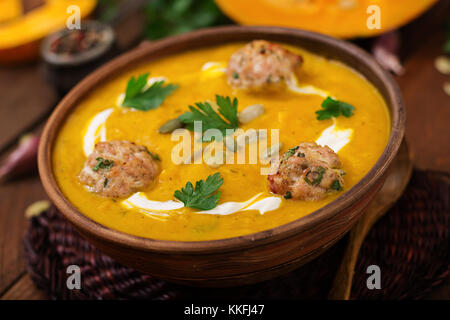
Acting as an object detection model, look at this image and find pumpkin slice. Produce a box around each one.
[215,0,438,38]
[0,0,97,64]
[0,0,23,23]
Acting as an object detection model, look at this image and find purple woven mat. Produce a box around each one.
[24,170,449,299]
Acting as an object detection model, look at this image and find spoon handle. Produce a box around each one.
[328,140,413,300]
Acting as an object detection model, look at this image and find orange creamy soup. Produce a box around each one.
[52,42,390,241]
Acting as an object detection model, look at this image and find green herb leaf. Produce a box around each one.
[315,97,355,120]
[145,0,229,40]
[331,180,342,191]
[145,147,161,161]
[283,191,292,199]
[178,95,239,142]
[93,157,114,172]
[305,167,326,186]
[174,172,224,210]
[283,146,299,161]
[122,73,178,111]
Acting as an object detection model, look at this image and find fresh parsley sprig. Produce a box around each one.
[174,173,224,210]
[315,97,355,120]
[178,95,239,142]
[122,73,178,111]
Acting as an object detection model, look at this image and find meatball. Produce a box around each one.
[268,142,345,201]
[78,140,159,198]
[226,40,302,90]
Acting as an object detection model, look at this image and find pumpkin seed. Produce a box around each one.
[444,82,450,97]
[225,130,267,152]
[158,118,183,133]
[25,200,50,219]
[261,143,284,160]
[190,148,204,164]
[224,135,238,152]
[205,152,226,168]
[435,56,450,75]
[204,143,226,168]
[238,104,265,124]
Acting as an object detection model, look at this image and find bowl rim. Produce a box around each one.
[38,25,405,254]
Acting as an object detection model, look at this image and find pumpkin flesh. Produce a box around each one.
[214,0,438,38]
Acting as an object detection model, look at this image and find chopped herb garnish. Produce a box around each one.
[297,152,306,158]
[178,95,239,142]
[174,172,224,210]
[305,166,326,186]
[284,191,292,199]
[145,147,161,161]
[232,72,239,79]
[283,146,299,161]
[93,157,114,172]
[104,178,109,188]
[315,97,355,120]
[331,180,342,191]
[122,73,178,111]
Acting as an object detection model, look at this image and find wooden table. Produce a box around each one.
[0,18,449,300]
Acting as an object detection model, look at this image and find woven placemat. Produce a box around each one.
[24,170,449,300]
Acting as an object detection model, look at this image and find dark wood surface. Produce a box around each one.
[0,25,449,299]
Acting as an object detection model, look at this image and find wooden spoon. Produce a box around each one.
[328,140,413,300]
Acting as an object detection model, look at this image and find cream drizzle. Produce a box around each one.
[286,76,330,98]
[121,192,282,216]
[83,108,114,156]
[315,119,353,153]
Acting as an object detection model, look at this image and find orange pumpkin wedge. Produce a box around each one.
[214,0,438,38]
[0,0,23,23]
[0,0,97,64]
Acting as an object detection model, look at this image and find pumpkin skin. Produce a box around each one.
[214,0,438,38]
[0,0,97,64]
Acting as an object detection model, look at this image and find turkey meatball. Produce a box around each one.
[268,142,345,201]
[79,140,159,198]
[227,40,302,90]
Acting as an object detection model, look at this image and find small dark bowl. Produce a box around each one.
[40,20,117,96]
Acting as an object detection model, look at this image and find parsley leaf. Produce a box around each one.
[178,95,239,142]
[174,172,224,210]
[93,157,114,172]
[315,97,355,120]
[122,73,178,111]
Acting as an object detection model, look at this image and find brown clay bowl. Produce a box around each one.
[38,26,405,287]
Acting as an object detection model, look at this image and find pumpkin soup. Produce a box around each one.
[52,42,390,241]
